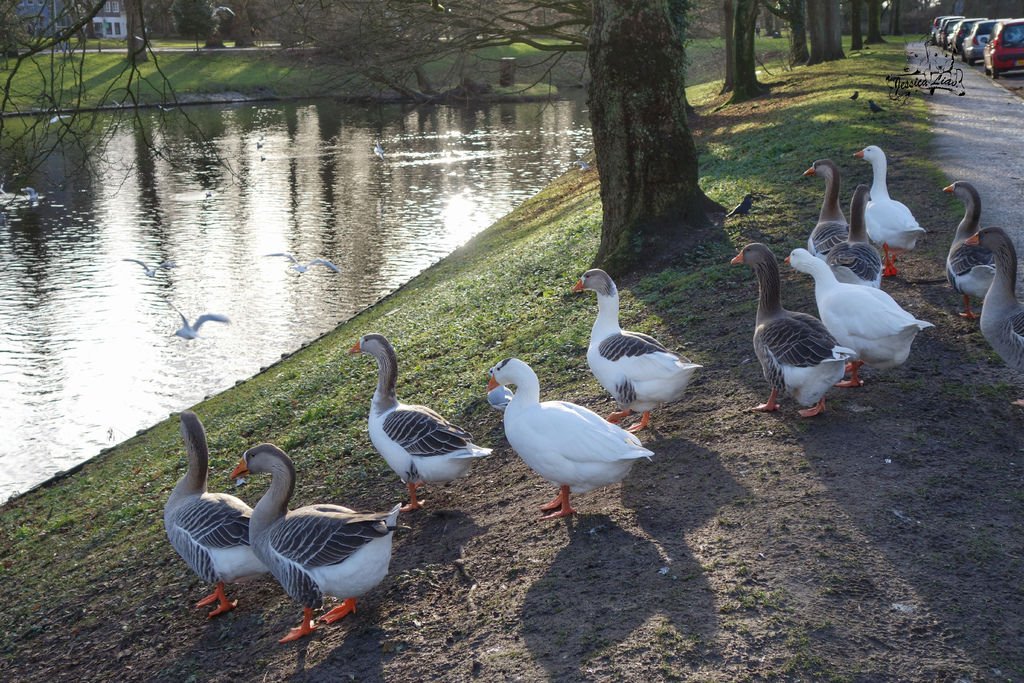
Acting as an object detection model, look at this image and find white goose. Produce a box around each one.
[164,411,267,618]
[965,228,1024,405]
[231,444,401,643]
[855,145,926,277]
[350,333,491,512]
[944,181,995,319]
[487,358,653,520]
[787,248,933,387]
[574,269,701,432]
[731,243,856,417]
[803,159,849,259]
[825,184,883,288]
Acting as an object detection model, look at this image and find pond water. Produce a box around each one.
[0,96,592,503]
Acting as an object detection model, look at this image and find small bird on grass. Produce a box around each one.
[868,100,884,114]
[850,91,859,100]
[727,193,755,217]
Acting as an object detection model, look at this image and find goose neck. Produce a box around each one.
[955,190,981,241]
[988,240,1020,309]
[869,158,891,201]
[819,169,845,222]
[250,460,294,538]
[171,424,209,501]
[753,260,785,324]
[849,193,869,243]
[592,293,622,335]
[370,347,399,414]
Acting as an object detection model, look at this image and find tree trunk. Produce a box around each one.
[787,0,809,65]
[125,0,148,64]
[731,0,764,102]
[721,0,735,94]
[850,0,863,50]
[888,0,902,36]
[823,0,844,61]
[865,0,884,43]
[588,0,723,276]
[805,0,824,64]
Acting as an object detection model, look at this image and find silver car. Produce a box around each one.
[963,19,1000,64]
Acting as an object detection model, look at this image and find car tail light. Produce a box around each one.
[973,37,979,45]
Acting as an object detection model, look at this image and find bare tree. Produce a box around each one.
[865,0,884,43]
[730,0,764,102]
[851,0,863,50]
[589,0,722,275]
[763,0,809,66]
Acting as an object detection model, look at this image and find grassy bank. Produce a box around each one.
[2,41,1022,681]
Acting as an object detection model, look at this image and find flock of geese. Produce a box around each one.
[164,142,1023,644]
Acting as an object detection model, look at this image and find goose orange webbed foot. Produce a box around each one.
[400,482,424,513]
[625,411,651,433]
[540,485,576,520]
[605,409,632,424]
[195,582,237,618]
[752,389,779,412]
[279,607,317,643]
[320,598,357,625]
[959,297,979,319]
[797,398,827,418]
[836,360,865,388]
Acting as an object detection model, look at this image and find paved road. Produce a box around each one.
[909,42,1024,254]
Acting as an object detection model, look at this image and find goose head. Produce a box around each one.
[965,226,1012,252]
[785,247,830,277]
[348,332,394,358]
[572,268,618,297]
[232,442,294,480]
[854,145,886,165]
[729,242,776,267]
[487,357,533,391]
[942,180,980,207]
[802,158,838,180]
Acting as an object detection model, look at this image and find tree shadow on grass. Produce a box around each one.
[519,441,746,680]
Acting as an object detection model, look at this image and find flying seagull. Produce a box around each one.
[123,258,176,277]
[22,187,39,206]
[264,253,340,273]
[374,140,385,160]
[868,100,884,114]
[574,159,592,171]
[726,193,754,217]
[170,303,230,340]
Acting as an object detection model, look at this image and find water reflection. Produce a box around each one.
[0,97,591,502]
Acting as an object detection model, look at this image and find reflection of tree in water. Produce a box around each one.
[521,441,748,679]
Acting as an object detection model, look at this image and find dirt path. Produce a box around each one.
[910,42,1024,251]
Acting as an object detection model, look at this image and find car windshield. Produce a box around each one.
[1002,24,1024,46]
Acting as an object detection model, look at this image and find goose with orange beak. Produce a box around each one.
[803,159,850,259]
[731,243,856,416]
[349,333,491,512]
[231,444,400,643]
[854,145,926,277]
[943,181,995,319]
[573,268,700,433]
[487,358,653,520]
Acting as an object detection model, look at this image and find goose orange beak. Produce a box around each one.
[964,233,980,246]
[853,150,865,159]
[347,341,361,354]
[487,377,499,391]
[942,184,954,193]
[571,279,584,293]
[231,458,249,479]
[730,252,744,265]
[802,166,815,176]
[784,256,791,264]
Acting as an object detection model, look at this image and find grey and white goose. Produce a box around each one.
[965,227,1024,405]
[803,159,849,259]
[349,333,491,512]
[164,411,267,618]
[825,184,883,288]
[944,181,995,319]
[731,243,856,417]
[573,269,701,432]
[231,444,401,643]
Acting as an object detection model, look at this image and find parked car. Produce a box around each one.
[984,19,1024,78]
[931,15,960,44]
[951,18,987,55]
[963,19,1000,64]
[938,16,965,49]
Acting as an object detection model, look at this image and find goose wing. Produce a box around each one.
[167,495,251,583]
[383,405,478,457]
[827,243,882,283]
[760,313,840,367]
[809,221,849,257]
[598,331,669,360]
[948,242,995,278]
[265,506,395,606]
[513,401,652,464]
